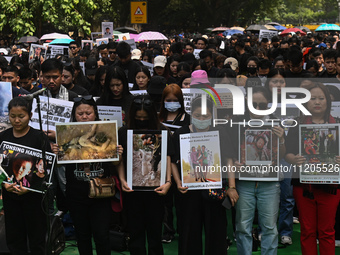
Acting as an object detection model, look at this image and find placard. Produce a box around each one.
[259,30,278,41]
[0,82,12,132]
[193,49,202,60]
[239,123,280,181]
[123,39,137,50]
[141,61,154,76]
[180,131,222,190]
[47,45,69,59]
[29,44,47,63]
[0,141,56,193]
[96,38,109,46]
[299,124,340,184]
[127,130,167,190]
[30,96,74,131]
[82,40,93,50]
[102,22,114,39]
[118,33,130,41]
[97,106,123,127]
[91,32,102,41]
[56,121,119,164]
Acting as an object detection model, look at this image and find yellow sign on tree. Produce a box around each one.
[131,1,147,24]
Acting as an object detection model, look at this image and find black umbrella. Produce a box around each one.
[114,27,138,34]
[18,36,39,43]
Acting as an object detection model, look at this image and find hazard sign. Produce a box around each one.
[131,1,147,24]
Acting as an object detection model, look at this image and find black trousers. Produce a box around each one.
[125,192,164,255]
[177,190,228,255]
[68,198,111,255]
[2,190,46,255]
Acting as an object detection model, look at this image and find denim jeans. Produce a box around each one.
[235,180,280,255]
[278,159,295,237]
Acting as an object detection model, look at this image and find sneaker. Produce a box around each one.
[281,236,292,245]
[162,234,174,243]
[293,217,300,224]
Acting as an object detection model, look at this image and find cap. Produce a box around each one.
[85,58,98,75]
[190,70,209,86]
[147,76,167,95]
[131,49,142,60]
[154,55,167,68]
[224,57,239,71]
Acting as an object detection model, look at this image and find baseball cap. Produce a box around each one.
[190,70,210,86]
[154,55,167,68]
[131,49,142,60]
[0,48,8,55]
[85,58,98,76]
[224,57,239,71]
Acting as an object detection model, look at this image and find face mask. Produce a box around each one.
[164,102,181,112]
[247,67,257,75]
[192,117,211,130]
[135,119,148,129]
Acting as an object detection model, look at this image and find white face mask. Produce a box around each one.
[164,102,181,112]
[191,117,211,130]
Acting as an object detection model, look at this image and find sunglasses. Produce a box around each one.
[73,95,93,102]
[69,46,77,49]
[252,102,267,110]
[134,98,153,107]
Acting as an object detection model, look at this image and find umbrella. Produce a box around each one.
[266,22,282,27]
[49,38,75,45]
[230,26,245,31]
[137,31,168,41]
[18,36,39,43]
[246,24,267,31]
[315,24,340,32]
[40,33,72,41]
[264,25,277,31]
[223,29,244,36]
[280,28,306,36]
[212,27,230,32]
[115,26,138,34]
[294,26,311,32]
[273,25,287,31]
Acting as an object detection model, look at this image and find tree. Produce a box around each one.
[0,0,98,37]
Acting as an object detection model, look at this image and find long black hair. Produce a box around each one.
[70,97,100,122]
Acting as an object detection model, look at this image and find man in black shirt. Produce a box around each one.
[19,67,40,93]
[318,49,337,79]
[1,65,29,97]
[62,64,89,96]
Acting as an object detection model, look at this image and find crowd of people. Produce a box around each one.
[0,29,340,255]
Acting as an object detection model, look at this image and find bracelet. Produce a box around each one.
[165,180,172,185]
[228,186,236,190]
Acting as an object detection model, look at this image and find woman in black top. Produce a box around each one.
[96,65,134,125]
[117,95,173,255]
[63,96,122,255]
[1,97,52,255]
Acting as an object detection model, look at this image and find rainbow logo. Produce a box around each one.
[199,84,223,107]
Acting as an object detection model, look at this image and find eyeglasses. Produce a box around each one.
[73,95,93,102]
[69,46,77,49]
[252,102,267,110]
[134,98,153,107]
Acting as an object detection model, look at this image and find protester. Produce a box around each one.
[132,66,151,91]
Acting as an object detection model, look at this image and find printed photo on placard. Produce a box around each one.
[56,121,119,163]
[46,45,69,59]
[0,141,56,193]
[331,102,340,123]
[299,124,340,184]
[30,96,74,131]
[96,38,109,46]
[180,131,222,190]
[0,82,12,132]
[102,22,114,38]
[118,33,130,41]
[29,44,47,63]
[82,40,93,50]
[127,130,167,191]
[91,32,103,41]
[239,124,279,181]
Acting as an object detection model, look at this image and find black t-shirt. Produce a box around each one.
[162,112,191,133]
[0,127,52,199]
[70,84,89,96]
[113,60,140,84]
[65,162,114,202]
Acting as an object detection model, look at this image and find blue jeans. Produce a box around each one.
[278,159,295,237]
[235,180,280,255]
